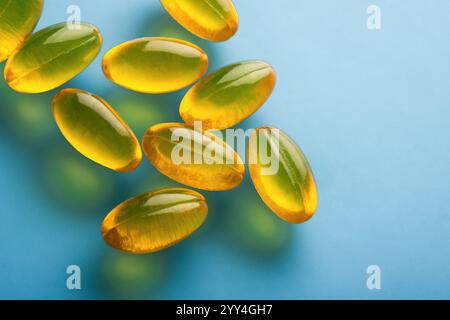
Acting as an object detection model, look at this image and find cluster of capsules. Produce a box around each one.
[0,0,318,254]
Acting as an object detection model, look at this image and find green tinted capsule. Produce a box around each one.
[142,122,245,191]
[180,60,276,130]
[248,127,318,224]
[52,88,142,172]
[102,37,208,94]
[5,22,102,93]
[102,188,208,254]
[0,0,43,62]
[160,0,239,42]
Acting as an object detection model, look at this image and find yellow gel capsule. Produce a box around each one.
[53,88,142,173]
[0,0,43,62]
[142,123,244,191]
[102,37,208,94]
[180,60,276,130]
[101,188,208,254]
[248,127,318,224]
[4,22,102,93]
[160,0,239,42]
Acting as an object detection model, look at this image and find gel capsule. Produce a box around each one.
[160,0,238,42]
[180,60,276,130]
[102,37,208,94]
[53,88,142,172]
[142,123,244,191]
[4,22,102,93]
[248,127,318,224]
[102,188,208,253]
[0,0,43,62]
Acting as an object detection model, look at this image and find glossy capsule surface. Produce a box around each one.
[53,89,142,172]
[4,22,102,93]
[142,123,244,191]
[102,37,208,94]
[102,188,208,254]
[248,127,318,224]
[160,0,238,42]
[180,60,276,130]
[0,0,43,62]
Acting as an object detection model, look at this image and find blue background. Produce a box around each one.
[1,0,450,299]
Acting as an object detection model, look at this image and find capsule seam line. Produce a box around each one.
[203,0,231,30]
[146,132,244,175]
[103,198,205,231]
[7,35,98,85]
[198,65,271,101]
[0,0,13,21]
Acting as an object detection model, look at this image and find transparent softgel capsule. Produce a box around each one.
[180,60,276,130]
[102,37,208,94]
[53,89,142,172]
[142,123,245,191]
[248,127,318,224]
[102,188,208,253]
[4,22,102,93]
[160,0,239,42]
[0,0,43,62]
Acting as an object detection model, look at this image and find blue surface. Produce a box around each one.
[1,0,450,299]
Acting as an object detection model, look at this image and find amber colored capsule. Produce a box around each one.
[142,123,244,191]
[102,37,208,94]
[4,22,102,93]
[0,0,43,62]
[53,89,142,172]
[180,60,276,130]
[101,188,208,254]
[248,127,318,224]
[160,0,239,42]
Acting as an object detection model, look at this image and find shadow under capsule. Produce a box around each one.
[105,89,179,138]
[34,143,120,217]
[94,249,172,300]
[222,178,295,261]
[0,79,55,149]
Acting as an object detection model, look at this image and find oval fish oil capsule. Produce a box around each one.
[4,22,102,93]
[102,188,208,254]
[248,127,318,224]
[142,123,244,191]
[0,0,43,62]
[160,0,239,42]
[102,37,208,94]
[180,60,276,130]
[53,88,142,173]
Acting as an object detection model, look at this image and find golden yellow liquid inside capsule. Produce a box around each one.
[142,123,245,191]
[160,0,238,42]
[248,127,318,224]
[102,188,208,253]
[4,22,102,93]
[0,0,43,62]
[53,88,142,173]
[102,37,208,94]
[180,60,276,130]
